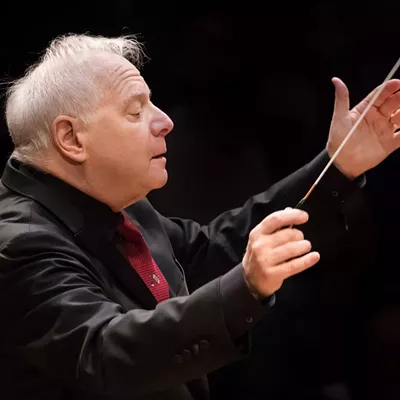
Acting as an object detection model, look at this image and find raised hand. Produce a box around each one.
[327,78,400,179]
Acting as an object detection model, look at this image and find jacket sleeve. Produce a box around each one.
[158,150,368,290]
[0,230,270,397]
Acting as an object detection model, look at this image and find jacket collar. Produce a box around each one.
[1,157,121,240]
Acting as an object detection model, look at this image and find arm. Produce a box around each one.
[0,230,269,397]
[161,77,400,289]
[160,150,365,290]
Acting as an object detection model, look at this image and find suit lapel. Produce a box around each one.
[75,229,158,309]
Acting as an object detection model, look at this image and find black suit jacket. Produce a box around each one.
[0,151,366,399]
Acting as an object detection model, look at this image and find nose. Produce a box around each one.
[151,105,174,137]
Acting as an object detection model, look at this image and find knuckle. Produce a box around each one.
[269,213,283,227]
[284,229,299,242]
[291,240,309,255]
[248,229,258,243]
[275,229,286,241]
[285,260,296,276]
[282,252,317,279]
[294,256,307,273]
[251,239,264,253]
[252,246,271,267]
[299,257,309,271]
[280,244,296,260]
[286,245,298,260]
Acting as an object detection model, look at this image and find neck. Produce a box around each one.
[32,155,133,212]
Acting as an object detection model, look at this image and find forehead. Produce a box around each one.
[98,53,150,102]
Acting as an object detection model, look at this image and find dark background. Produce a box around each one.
[1,2,400,399]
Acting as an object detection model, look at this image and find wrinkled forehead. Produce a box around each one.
[93,52,150,101]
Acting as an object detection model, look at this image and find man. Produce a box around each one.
[0,33,399,400]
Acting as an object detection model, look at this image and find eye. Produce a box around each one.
[127,111,142,120]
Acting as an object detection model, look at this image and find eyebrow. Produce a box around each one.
[122,89,152,108]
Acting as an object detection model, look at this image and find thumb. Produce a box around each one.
[332,77,350,116]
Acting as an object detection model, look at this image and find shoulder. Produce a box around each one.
[0,183,77,255]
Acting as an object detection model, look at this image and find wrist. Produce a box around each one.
[242,268,261,300]
[332,160,359,180]
[326,145,361,180]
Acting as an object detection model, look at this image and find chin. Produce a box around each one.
[151,171,168,190]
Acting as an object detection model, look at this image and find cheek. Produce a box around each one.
[87,133,121,160]
[86,118,150,168]
[86,122,125,157]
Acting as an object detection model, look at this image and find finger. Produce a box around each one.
[393,130,400,147]
[268,240,311,265]
[378,91,400,117]
[363,79,400,108]
[276,251,320,279]
[259,209,309,235]
[332,77,350,116]
[268,228,304,248]
[391,108,400,126]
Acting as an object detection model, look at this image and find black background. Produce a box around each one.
[1,2,400,399]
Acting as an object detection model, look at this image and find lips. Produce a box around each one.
[152,152,166,159]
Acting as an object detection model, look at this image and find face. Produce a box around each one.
[81,55,174,208]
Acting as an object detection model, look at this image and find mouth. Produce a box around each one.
[152,152,167,160]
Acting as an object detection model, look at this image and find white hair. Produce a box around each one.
[5,33,145,163]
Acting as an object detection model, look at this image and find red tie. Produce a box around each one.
[118,215,170,303]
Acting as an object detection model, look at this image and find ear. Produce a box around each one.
[51,115,87,163]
